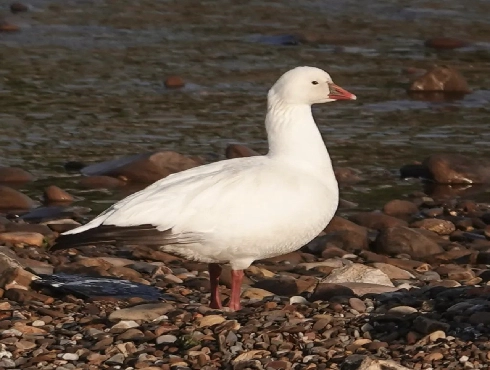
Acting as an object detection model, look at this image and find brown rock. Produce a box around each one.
[424,38,469,50]
[409,65,470,93]
[382,199,418,219]
[411,218,455,235]
[446,268,475,281]
[79,176,127,189]
[43,186,74,203]
[225,144,260,159]
[81,151,202,183]
[261,251,304,265]
[310,283,355,301]
[349,297,366,312]
[386,257,429,271]
[164,76,185,88]
[10,2,28,13]
[325,216,369,235]
[0,267,36,290]
[0,231,44,247]
[422,153,490,184]
[307,231,368,254]
[333,167,363,184]
[253,278,300,296]
[322,264,394,287]
[349,212,407,230]
[108,266,142,280]
[375,226,444,259]
[0,19,19,32]
[469,312,490,325]
[370,262,415,280]
[241,287,275,300]
[4,223,53,236]
[0,186,35,210]
[108,303,174,322]
[0,167,34,182]
[4,288,51,304]
[321,245,349,259]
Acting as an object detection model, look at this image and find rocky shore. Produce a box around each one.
[0,146,490,370]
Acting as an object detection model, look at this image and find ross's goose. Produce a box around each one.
[52,66,356,311]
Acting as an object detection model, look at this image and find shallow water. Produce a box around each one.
[1,0,490,215]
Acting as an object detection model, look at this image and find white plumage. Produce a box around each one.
[55,66,356,310]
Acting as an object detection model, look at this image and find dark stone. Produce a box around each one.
[382,199,418,219]
[374,226,444,259]
[310,283,355,301]
[349,212,407,230]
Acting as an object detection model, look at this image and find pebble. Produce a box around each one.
[164,76,185,88]
[156,334,177,344]
[61,353,80,361]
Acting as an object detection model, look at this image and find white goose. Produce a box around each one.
[52,66,356,311]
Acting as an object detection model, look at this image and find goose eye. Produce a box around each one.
[311,81,319,85]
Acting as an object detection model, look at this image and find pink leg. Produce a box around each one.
[208,263,222,309]
[228,270,244,311]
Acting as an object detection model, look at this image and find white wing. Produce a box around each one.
[64,156,267,234]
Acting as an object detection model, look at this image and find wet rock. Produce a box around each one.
[424,37,469,50]
[411,218,455,235]
[400,163,432,180]
[408,65,470,93]
[43,186,74,203]
[10,2,28,13]
[81,151,202,183]
[79,175,126,188]
[375,226,444,259]
[325,216,369,235]
[108,303,174,322]
[164,76,185,88]
[0,167,33,182]
[225,144,260,159]
[322,264,394,287]
[0,186,35,210]
[382,199,418,219]
[0,232,45,247]
[0,19,19,32]
[349,212,407,230]
[422,153,490,184]
[334,167,363,184]
[64,161,86,171]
